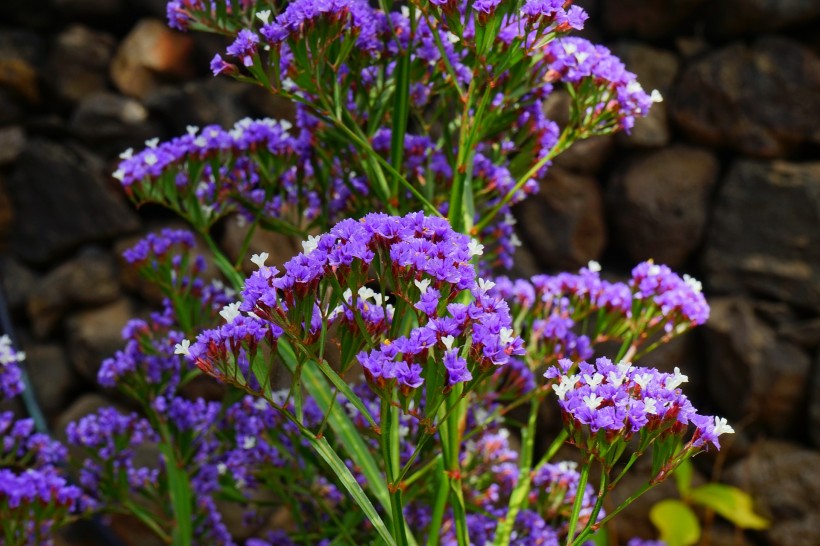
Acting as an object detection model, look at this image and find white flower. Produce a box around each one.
[279,119,293,132]
[499,327,515,346]
[683,274,703,293]
[666,367,689,390]
[633,373,653,390]
[509,233,522,247]
[186,125,199,136]
[250,252,269,268]
[217,463,227,475]
[468,239,484,257]
[650,89,664,103]
[253,398,268,411]
[441,335,455,350]
[271,389,289,406]
[446,31,459,44]
[503,212,517,226]
[583,393,604,410]
[644,398,658,415]
[174,339,191,357]
[552,381,572,401]
[255,9,271,24]
[477,278,496,293]
[219,302,241,323]
[118,148,134,160]
[583,372,604,388]
[144,153,157,166]
[713,416,734,436]
[145,138,159,148]
[301,234,321,255]
[243,436,256,449]
[414,278,431,295]
[112,169,125,182]
[194,136,207,147]
[358,286,377,301]
[648,264,661,276]
[587,260,601,273]
[342,288,353,302]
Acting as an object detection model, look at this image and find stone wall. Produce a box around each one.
[1,0,819,544]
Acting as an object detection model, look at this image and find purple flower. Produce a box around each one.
[226,29,260,67]
[0,335,25,401]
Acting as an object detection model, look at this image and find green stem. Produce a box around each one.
[565,455,593,546]
[571,482,655,546]
[199,229,245,292]
[493,398,539,545]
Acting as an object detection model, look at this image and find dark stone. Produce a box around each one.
[0,89,25,125]
[47,25,116,105]
[778,318,820,349]
[611,42,680,148]
[0,257,38,311]
[66,298,132,382]
[706,0,820,38]
[811,350,820,447]
[6,139,140,265]
[54,0,127,19]
[0,177,13,241]
[514,167,607,270]
[608,146,719,267]
[601,0,706,41]
[110,18,194,100]
[553,135,614,174]
[144,78,251,135]
[702,160,820,311]
[23,344,78,417]
[0,126,25,166]
[672,37,820,158]
[703,297,811,438]
[70,92,161,157]
[724,440,820,546]
[27,247,121,338]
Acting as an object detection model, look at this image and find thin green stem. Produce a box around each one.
[565,454,593,546]
[571,482,655,546]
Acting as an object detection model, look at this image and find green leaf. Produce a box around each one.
[590,529,609,546]
[649,499,700,546]
[308,434,397,546]
[689,483,770,530]
[158,440,194,546]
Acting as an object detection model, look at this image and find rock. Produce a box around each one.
[514,167,607,271]
[553,135,614,174]
[601,0,706,41]
[47,26,116,105]
[703,297,811,438]
[778,318,820,349]
[0,257,38,311]
[702,160,820,310]
[0,177,13,240]
[724,440,820,546]
[27,247,121,338]
[608,146,719,267]
[672,37,820,158]
[53,0,126,20]
[111,19,194,100]
[0,89,25,125]
[144,78,251,135]
[706,0,820,38]
[0,30,45,105]
[67,299,133,382]
[0,126,25,166]
[611,43,680,147]
[812,351,820,447]
[22,344,78,417]
[70,92,161,157]
[6,139,140,265]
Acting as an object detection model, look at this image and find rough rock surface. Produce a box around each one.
[672,37,820,158]
[0,125,25,166]
[27,247,121,338]
[601,0,707,40]
[23,344,78,417]
[70,91,160,157]
[703,297,810,438]
[66,299,133,382]
[703,160,820,310]
[110,19,194,99]
[725,440,820,546]
[706,0,820,38]
[514,167,607,270]
[608,146,719,267]
[47,25,116,104]
[6,139,140,264]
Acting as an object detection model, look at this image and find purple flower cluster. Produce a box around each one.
[545,37,658,131]
[630,261,709,331]
[0,334,25,401]
[530,461,602,531]
[521,0,589,32]
[1,412,67,467]
[66,408,160,491]
[122,228,196,264]
[192,213,524,396]
[547,357,733,450]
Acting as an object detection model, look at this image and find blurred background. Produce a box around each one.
[0,0,818,544]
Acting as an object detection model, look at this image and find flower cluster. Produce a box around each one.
[0,334,25,400]
[548,357,734,456]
